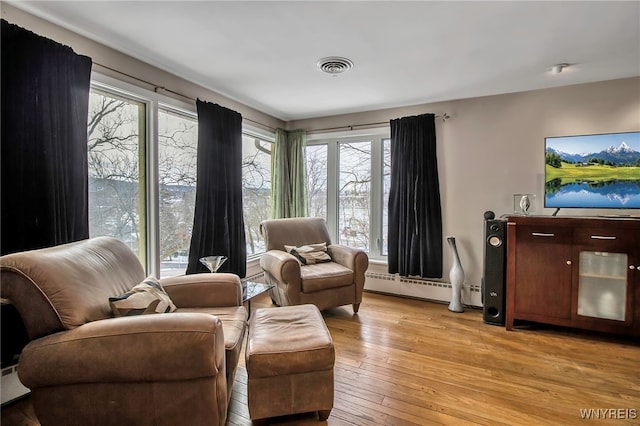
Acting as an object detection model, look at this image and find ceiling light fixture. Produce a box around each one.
[317,57,354,75]
[551,63,570,74]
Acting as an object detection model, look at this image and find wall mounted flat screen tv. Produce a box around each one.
[545,131,640,209]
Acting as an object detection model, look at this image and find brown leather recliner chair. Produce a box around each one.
[259,217,369,313]
[0,236,246,426]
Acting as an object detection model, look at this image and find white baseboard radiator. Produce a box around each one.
[364,271,482,307]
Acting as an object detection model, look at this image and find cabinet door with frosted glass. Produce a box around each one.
[572,228,638,330]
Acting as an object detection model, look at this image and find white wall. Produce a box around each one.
[4,4,639,305]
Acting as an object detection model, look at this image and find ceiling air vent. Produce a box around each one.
[317,57,354,75]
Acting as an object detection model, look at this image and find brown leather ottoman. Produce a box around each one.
[246,304,334,422]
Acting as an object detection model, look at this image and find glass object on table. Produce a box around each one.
[243,281,274,302]
[242,281,275,319]
[199,256,227,273]
[513,194,536,215]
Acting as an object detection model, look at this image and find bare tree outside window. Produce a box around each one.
[382,138,391,255]
[306,144,328,220]
[307,136,389,258]
[158,108,197,277]
[87,90,144,256]
[158,125,273,270]
[338,141,371,250]
[88,87,275,272]
[242,135,272,255]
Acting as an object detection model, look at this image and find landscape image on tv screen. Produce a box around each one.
[545,131,640,209]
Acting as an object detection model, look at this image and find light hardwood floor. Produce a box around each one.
[3,292,639,425]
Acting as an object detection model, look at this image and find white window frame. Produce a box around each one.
[307,128,390,260]
[90,73,275,276]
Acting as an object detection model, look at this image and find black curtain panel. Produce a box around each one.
[1,20,92,255]
[388,113,443,278]
[186,100,247,277]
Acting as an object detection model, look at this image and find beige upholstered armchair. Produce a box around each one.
[0,237,246,426]
[259,217,369,313]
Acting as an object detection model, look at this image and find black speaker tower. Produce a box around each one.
[482,211,507,326]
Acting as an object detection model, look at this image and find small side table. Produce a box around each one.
[242,281,275,319]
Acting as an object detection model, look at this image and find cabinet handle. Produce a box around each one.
[630,265,636,270]
[532,232,555,237]
[566,260,572,265]
[590,235,617,240]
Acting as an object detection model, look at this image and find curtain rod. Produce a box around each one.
[306,113,450,134]
[93,62,450,136]
[93,62,276,132]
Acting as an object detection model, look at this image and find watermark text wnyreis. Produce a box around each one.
[579,408,637,420]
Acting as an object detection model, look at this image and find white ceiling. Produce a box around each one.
[9,1,640,121]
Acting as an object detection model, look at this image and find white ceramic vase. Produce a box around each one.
[447,236,465,313]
